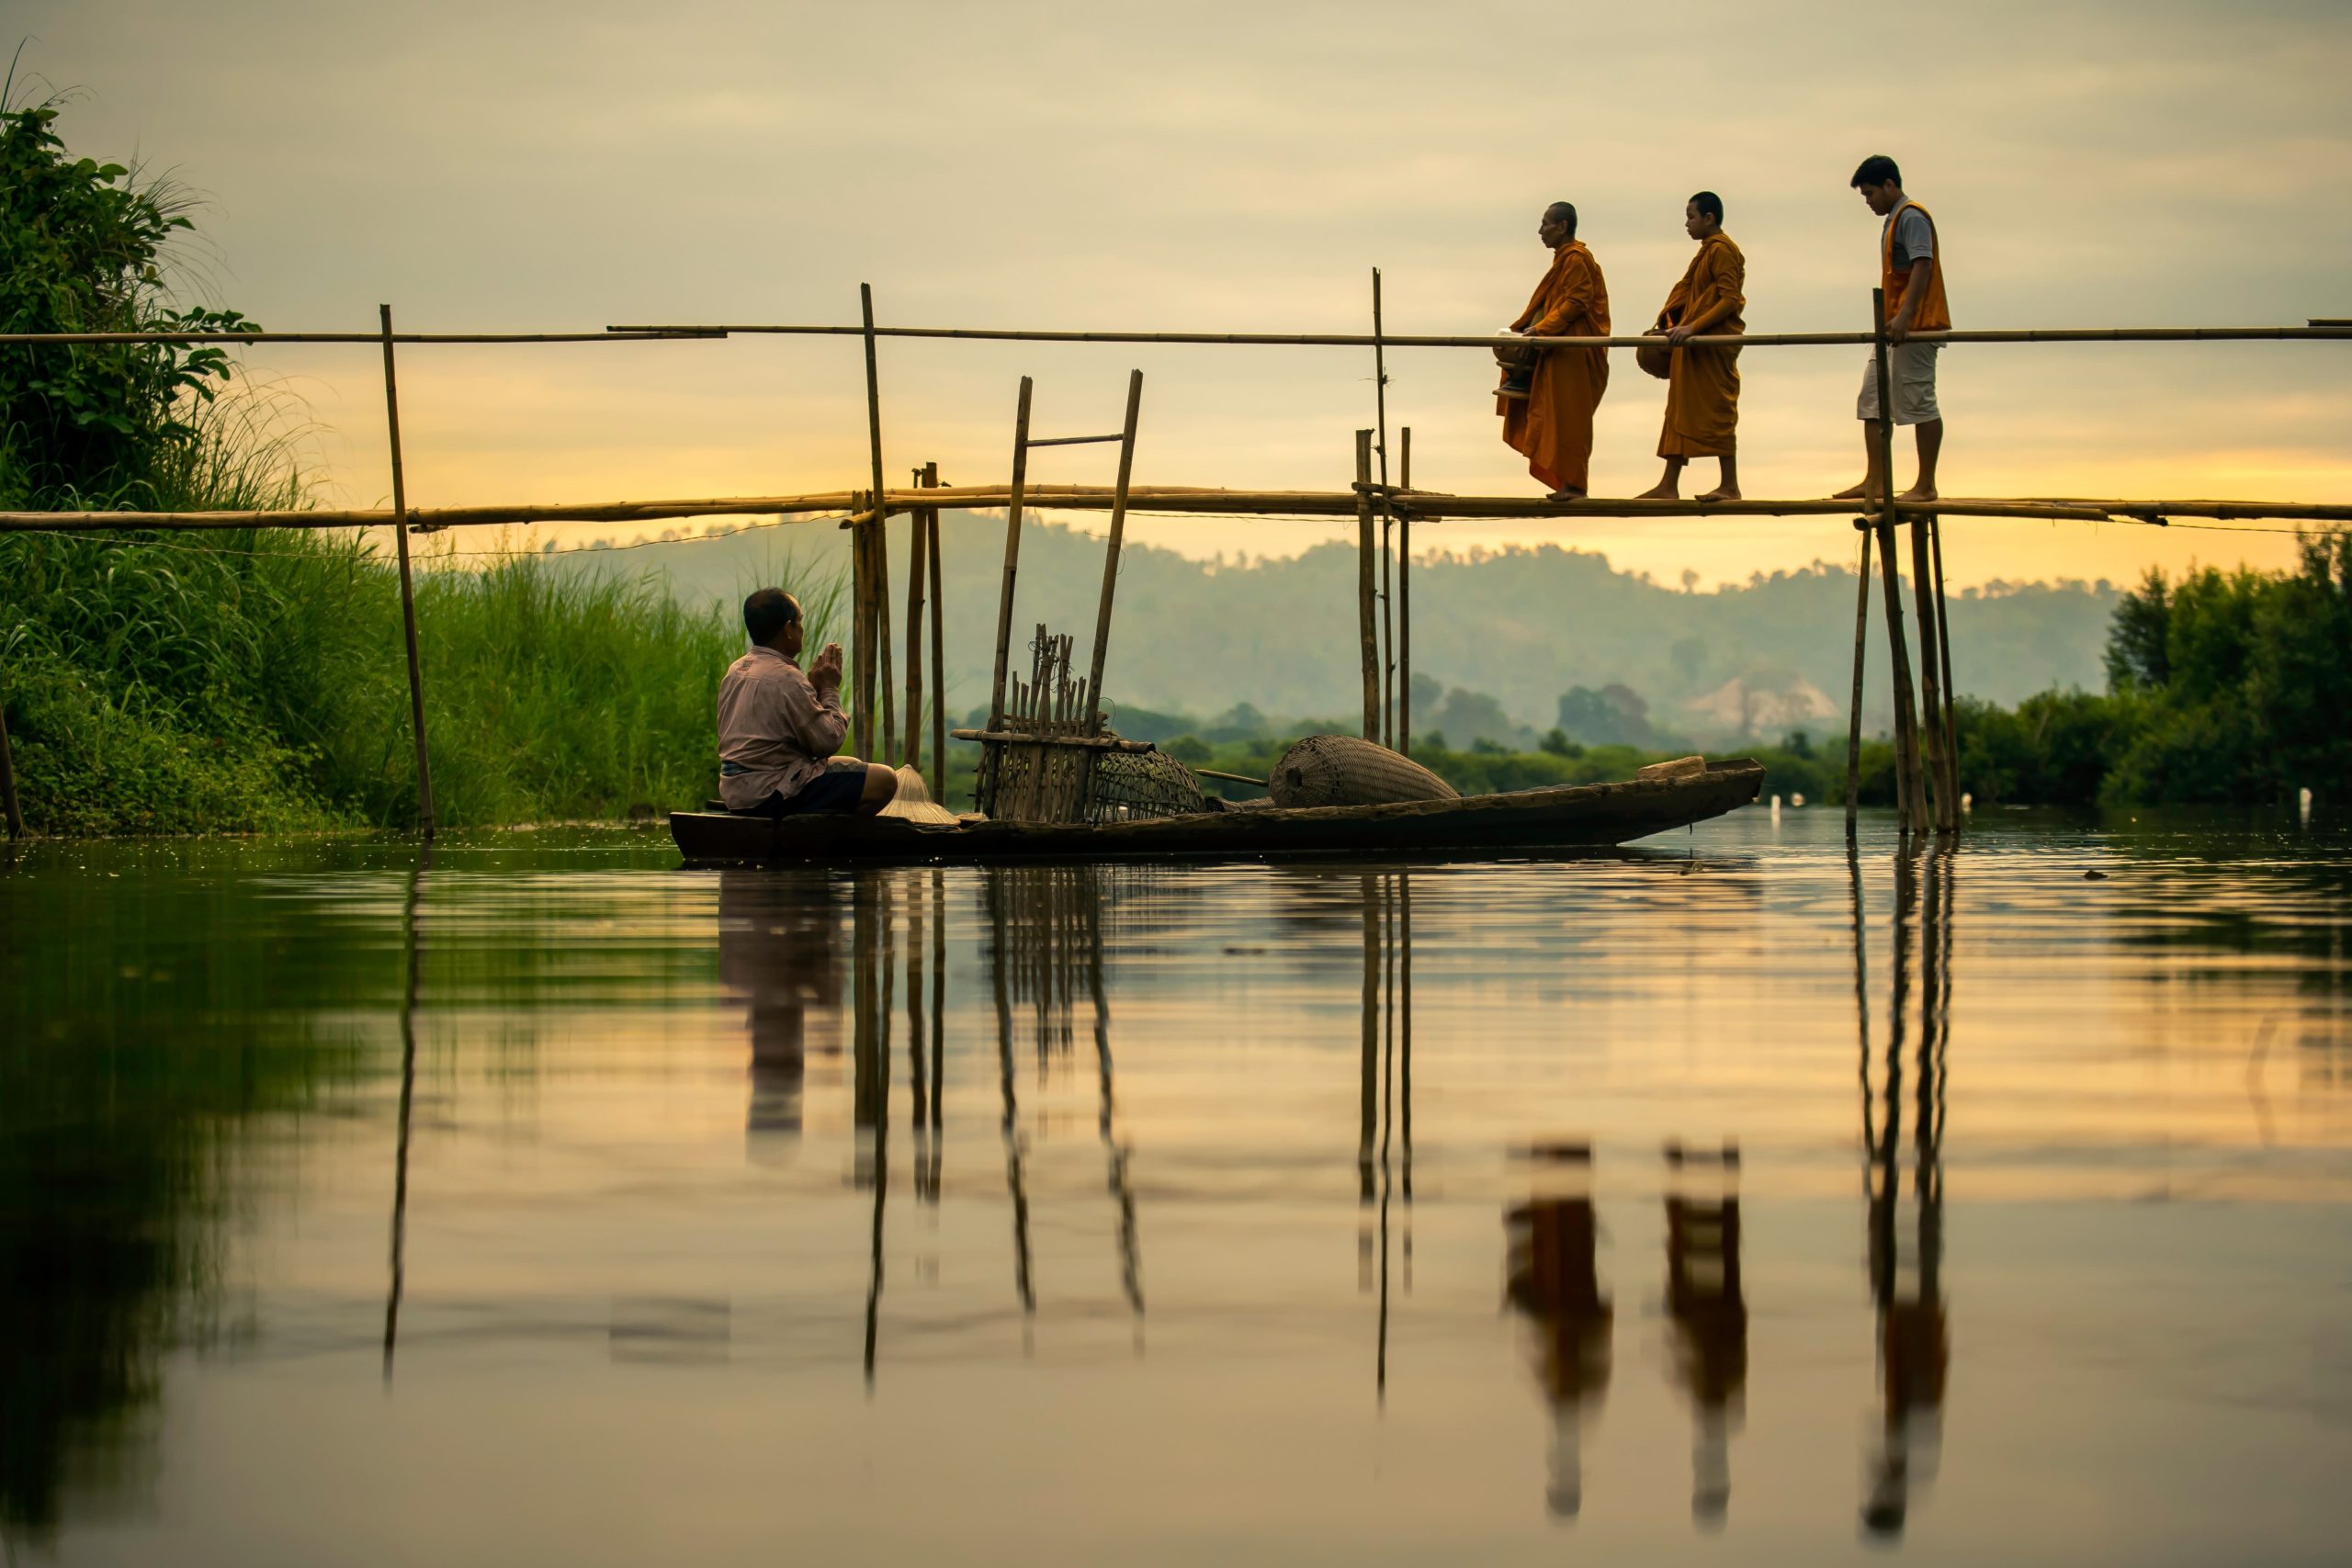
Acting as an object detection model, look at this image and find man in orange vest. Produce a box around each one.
[1835,155,1951,503]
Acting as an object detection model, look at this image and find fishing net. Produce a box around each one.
[1267,733,1459,809]
[1087,746,1209,824]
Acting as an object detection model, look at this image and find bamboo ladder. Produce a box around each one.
[972,371,1146,821]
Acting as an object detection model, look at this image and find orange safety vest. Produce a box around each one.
[1880,199,1951,332]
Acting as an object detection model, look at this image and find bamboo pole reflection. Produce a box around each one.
[1861,849,1952,1539]
[857,877,891,1385]
[985,873,1037,1325]
[381,849,429,1385]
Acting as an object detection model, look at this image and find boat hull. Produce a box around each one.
[669,760,1765,865]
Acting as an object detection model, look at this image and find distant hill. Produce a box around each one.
[540,516,2120,742]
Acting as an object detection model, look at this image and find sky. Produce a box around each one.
[18,0,2352,586]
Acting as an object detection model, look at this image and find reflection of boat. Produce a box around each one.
[669,760,1765,865]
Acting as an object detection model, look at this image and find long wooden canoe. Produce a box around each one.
[669,759,1764,865]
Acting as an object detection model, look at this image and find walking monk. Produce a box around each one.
[1640,192,1745,501]
[1497,201,1611,500]
[1835,154,1951,503]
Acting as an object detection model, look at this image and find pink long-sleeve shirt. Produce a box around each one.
[716,647,849,809]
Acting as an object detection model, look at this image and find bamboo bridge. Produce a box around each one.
[4,290,2346,844]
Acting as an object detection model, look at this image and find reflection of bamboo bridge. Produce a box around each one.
[4,297,2346,842]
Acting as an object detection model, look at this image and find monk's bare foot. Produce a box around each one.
[1830,480,1872,500]
[1634,483,1680,500]
[1897,484,1939,502]
[1545,487,1586,502]
[1695,486,1742,502]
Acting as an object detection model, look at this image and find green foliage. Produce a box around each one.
[0,85,257,510]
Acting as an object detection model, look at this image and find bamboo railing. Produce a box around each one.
[1,296,2346,843]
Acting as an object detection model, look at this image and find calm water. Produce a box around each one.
[4,811,2349,1564]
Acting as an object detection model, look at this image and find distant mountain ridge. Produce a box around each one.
[541,516,2119,741]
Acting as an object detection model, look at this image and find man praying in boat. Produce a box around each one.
[1638,191,1745,502]
[716,587,898,817]
[1497,200,1611,501]
[1835,154,1950,504]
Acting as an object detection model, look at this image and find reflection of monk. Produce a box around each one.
[1664,1140,1747,1529]
[1505,1142,1611,1520]
[718,871,844,1142]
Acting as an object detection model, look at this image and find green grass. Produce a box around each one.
[2,520,849,835]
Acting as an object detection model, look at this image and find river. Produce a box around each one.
[3,809,2346,1563]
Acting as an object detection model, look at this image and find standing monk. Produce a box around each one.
[1836,154,1951,502]
[1640,191,1745,501]
[1497,201,1611,500]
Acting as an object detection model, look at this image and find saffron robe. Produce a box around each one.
[1499,241,1611,492]
[1654,231,1746,459]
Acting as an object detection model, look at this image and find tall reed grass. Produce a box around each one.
[3,510,847,834]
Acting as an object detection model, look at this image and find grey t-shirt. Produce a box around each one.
[1885,204,1934,269]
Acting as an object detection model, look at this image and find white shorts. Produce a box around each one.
[1856,343,1940,424]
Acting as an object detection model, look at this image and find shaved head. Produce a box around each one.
[1544,201,1577,237]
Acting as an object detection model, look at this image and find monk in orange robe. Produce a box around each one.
[1639,191,1746,502]
[1498,201,1611,499]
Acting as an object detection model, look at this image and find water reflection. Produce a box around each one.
[1860,849,1952,1539]
[4,817,2349,1561]
[1505,1140,1611,1520]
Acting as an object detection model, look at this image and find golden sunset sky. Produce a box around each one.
[25,0,2351,585]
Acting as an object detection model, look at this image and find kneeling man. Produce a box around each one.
[717,587,897,817]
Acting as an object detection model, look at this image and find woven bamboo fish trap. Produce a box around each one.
[1266,733,1459,809]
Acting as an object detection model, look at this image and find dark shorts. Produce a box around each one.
[738,765,867,818]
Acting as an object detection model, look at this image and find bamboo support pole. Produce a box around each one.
[851,505,871,761]
[603,321,2352,349]
[903,467,928,770]
[1373,268,1395,750]
[1399,426,1412,757]
[379,305,436,841]
[1082,370,1146,731]
[1871,288,1929,836]
[1354,430,1380,741]
[0,694,22,838]
[1845,525,1872,840]
[1907,502,1952,834]
[1930,516,1962,825]
[860,285,894,761]
[925,466,946,796]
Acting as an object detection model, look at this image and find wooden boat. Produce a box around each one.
[668,758,1764,865]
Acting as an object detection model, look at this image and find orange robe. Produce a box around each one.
[1499,241,1611,492]
[1654,231,1745,458]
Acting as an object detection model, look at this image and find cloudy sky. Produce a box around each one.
[21,0,2351,584]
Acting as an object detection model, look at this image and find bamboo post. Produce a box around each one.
[0,693,21,838]
[1354,429,1379,741]
[987,378,1035,730]
[1083,370,1146,730]
[851,505,872,760]
[1845,525,1872,840]
[379,305,436,840]
[903,467,928,769]
[923,463,946,793]
[1373,268,1394,749]
[1398,426,1412,757]
[1870,288,1929,836]
[1930,517,1962,831]
[982,379,1035,816]
[860,285,895,761]
[1905,488,1951,834]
